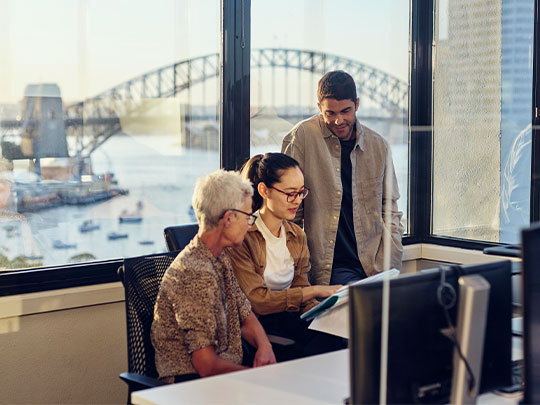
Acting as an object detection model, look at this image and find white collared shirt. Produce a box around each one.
[255,214,294,291]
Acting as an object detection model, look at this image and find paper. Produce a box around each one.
[306,268,401,338]
[301,268,400,321]
[300,288,349,321]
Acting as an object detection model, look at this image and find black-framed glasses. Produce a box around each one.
[269,186,310,202]
[228,208,257,225]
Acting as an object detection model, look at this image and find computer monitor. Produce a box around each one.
[522,222,540,404]
[349,261,512,404]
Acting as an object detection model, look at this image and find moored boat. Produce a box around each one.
[119,216,142,224]
[79,220,100,233]
[138,240,154,245]
[53,240,77,249]
[108,232,128,240]
[118,200,143,223]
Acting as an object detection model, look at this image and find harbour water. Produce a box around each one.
[1,133,408,269]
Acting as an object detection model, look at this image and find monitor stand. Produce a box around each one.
[450,274,490,405]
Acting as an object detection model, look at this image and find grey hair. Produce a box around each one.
[192,169,253,229]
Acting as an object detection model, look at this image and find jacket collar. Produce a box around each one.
[318,115,365,152]
[248,218,297,241]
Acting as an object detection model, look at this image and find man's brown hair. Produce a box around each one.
[317,70,357,103]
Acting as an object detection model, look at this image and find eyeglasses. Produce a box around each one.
[269,186,310,202]
[229,208,257,226]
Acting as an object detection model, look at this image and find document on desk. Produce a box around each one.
[307,269,400,339]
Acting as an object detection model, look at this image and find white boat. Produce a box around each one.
[118,201,143,223]
[53,240,77,249]
[79,220,100,233]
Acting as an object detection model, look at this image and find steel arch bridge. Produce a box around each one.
[62,48,407,157]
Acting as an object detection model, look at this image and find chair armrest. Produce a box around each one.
[117,265,125,285]
[267,334,295,346]
[119,372,166,391]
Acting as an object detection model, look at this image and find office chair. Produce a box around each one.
[117,250,180,402]
[163,223,198,252]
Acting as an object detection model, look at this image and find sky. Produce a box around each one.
[0,0,409,105]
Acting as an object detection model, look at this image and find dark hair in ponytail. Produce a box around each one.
[240,152,301,211]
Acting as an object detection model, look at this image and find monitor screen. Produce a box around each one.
[349,261,512,404]
[522,223,540,404]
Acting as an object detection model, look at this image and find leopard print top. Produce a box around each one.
[151,235,251,380]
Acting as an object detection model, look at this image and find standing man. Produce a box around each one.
[282,70,404,286]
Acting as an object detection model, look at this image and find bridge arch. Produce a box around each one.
[64,48,407,156]
[91,48,407,111]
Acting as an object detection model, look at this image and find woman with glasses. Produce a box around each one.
[152,170,276,384]
[228,153,344,360]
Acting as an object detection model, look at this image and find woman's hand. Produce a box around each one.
[253,343,277,367]
[302,284,343,302]
[314,284,342,298]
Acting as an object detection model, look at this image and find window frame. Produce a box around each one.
[406,0,433,246]
[532,0,540,224]
[407,0,540,250]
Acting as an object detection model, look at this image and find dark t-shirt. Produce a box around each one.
[331,136,367,281]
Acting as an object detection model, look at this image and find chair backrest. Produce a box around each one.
[119,251,179,378]
[163,223,198,252]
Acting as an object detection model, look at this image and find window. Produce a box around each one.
[0,0,219,271]
[1,0,537,286]
[432,0,534,243]
[250,0,411,231]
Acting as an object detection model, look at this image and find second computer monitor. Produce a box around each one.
[522,222,540,404]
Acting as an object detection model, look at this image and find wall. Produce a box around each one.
[0,283,127,404]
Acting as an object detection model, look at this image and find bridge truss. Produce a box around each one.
[6,49,408,158]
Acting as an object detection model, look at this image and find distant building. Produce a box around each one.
[20,83,68,159]
[500,0,534,242]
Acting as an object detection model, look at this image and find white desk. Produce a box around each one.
[132,343,522,405]
[132,349,349,405]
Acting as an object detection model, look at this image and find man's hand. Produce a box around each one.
[253,343,276,367]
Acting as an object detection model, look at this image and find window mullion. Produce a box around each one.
[220,0,251,170]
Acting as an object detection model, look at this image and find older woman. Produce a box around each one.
[151,170,276,384]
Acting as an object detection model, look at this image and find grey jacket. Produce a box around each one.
[282,115,404,285]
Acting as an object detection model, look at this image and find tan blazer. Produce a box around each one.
[227,220,319,315]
